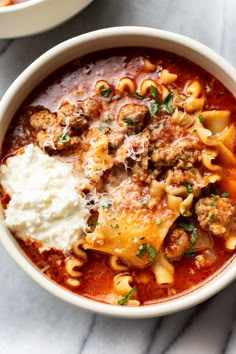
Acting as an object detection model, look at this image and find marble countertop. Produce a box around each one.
[0,0,235,353]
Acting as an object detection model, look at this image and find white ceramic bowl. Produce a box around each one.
[0,0,93,38]
[0,27,235,318]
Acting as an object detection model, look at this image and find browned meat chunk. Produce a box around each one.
[29,101,92,151]
[195,249,216,269]
[195,196,235,236]
[79,97,101,120]
[57,102,87,129]
[152,137,202,169]
[107,131,124,149]
[30,109,56,130]
[165,228,190,259]
[118,104,149,132]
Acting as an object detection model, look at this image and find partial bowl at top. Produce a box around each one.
[0,0,93,38]
[0,27,235,318]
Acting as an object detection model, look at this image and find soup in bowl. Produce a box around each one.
[0,27,235,318]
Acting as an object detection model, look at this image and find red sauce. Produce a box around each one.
[1,48,235,305]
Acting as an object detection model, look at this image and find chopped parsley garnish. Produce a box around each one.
[192,129,197,133]
[132,92,144,100]
[183,250,196,258]
[116,281,121,285]
[178,222,195,232]
[113,224,119,229]
[99,126,106,134]
[154,124,159,129]
[185,183,193,194]
[102,200,112,211]
[209,214,215,222]
[137,244,157,262]
[198,114,204,123]
[163,92,174,114]
[182,209,188,215]
[140,196,149,205]
[104,98,112,103]
[118,286,137,305]
[162,121,167,127]
[156,218,162,226]
[182,228,199,258]
[213,187,220,195]
[140,236,145,240]
[105,115,112,122]
[207,202,217,206]
[101,87,112,97]
[210,194,217,199]
[58,134,70,143]
[221,192,229,198]
[113,94,121,100]
[154,146,159,150]
[150,85,159,100]
[123,117,135,125]
[87,199,95,205]
[150,102,160,117]
[190,229,199,247]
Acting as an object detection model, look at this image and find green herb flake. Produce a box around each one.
[99,126,106,134]
[213,187,220,195]
[58,134,70,143]
[190,229,199,247]
[154,124,159,129]
[154,146,160,150]
[182,209,188,215]
[192,129,197,133]
[156,218,162,226]
[210,194,217,199]
[118,286,137,306]
[116,281,121,285]
[198,114,204,123]
[101,87,112,98]
[136,243,157,262]
[207,202,217,206]
[132,92,145,100]
[221,192,229,198]
[78,277,82,282]
[102,200,112,211]
[150,102,160,117]
[105,115,112,122]
[113,224,119,229]
[178,222,195,232]
[104,98,112,103]
[140,236,145,240]
[113,94,121,101]
[163,92,174,114]
[185,183,193,194]
[140,196,149,205]
[209,214,215,222]
[183,250,196,258]
[123,117,135,126]
[150,85,159,100]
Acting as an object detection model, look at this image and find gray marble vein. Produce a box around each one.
[0,0,235,353]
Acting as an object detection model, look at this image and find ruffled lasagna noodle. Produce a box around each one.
[0,48,235,306]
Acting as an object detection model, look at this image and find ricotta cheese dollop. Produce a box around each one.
[0,144,90,252]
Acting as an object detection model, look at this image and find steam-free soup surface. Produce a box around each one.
[0,48,235,306]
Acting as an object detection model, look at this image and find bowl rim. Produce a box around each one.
[0,26,235,318]
[0,0,46,12]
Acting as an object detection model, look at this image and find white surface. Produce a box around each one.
[0,0,235,353]
[0,0,93,38]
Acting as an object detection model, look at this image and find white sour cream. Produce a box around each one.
[0,144,90,252]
